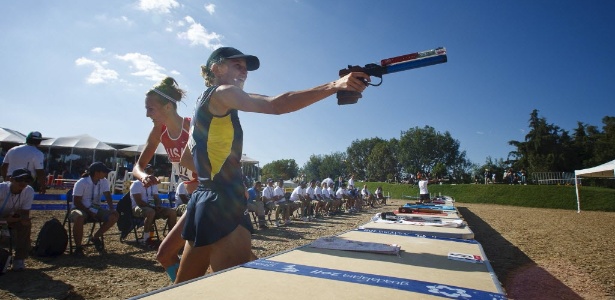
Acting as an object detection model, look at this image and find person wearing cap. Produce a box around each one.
[1,131,46,194]
[175,46,369,283]
[69,162,118,255]
[0,169,34,271]
[130,165,177,245]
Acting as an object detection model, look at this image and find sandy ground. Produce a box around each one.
[0,198,613,299]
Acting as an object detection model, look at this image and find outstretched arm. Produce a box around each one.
[209,72,369,116]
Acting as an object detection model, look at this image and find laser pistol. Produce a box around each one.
[337,47,448,105]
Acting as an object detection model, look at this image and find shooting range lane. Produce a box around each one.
[131,199,506,300]
[359,219,475,240]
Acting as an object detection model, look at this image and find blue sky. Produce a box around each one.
[2,0,614,168]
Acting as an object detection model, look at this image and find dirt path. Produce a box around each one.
[0,200,613,299]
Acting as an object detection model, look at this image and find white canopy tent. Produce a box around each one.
[40,134,116,172]
[0,127,27,143]
[119,144,167,156]
[574,159,615,213]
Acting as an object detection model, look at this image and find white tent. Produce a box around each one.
[40,134,116,172]
[40,134,116,151]
[119,144,167,156]
[0,127,27,143]
[574,159,615,213]
[240,154,259,164]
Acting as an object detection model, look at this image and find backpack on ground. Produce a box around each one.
[0,248,12,274]
[33,217,68,257]
[116,193,134,240]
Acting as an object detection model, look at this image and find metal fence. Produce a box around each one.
[531,172,575,185]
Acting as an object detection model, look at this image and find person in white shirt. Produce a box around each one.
[273,179,290,226]
[312,180,326,218]
[0,169,34,271]
[130,165,177,243]
[69,162,118,255]
[361,184,375,207]
[347,175,355,189]
[303,181,318,221]
[261,178,276,221]
[336,183,351,213]
[320,181,332,215]
[417,172,439,203]
[174,181,190,216]
[1,131,46,194]
[289,182,308,220]
[328,182,341,214]
[375,186,386,205]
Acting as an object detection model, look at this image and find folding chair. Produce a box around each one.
[116,193,160,244]
[0,223,13,273]
[62,189,104,254]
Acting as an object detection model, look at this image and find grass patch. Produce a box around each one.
[363,182,615,212]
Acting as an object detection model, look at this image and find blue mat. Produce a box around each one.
[402,203,456,211]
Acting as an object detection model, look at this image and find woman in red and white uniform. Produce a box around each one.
[133,77,196,282]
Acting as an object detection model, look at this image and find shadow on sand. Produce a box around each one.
[457,206,582,299]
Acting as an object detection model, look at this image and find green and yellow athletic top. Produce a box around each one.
[188,86,244,192]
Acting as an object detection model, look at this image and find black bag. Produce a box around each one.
[0,248,12,274]
[116,193,134,240]
[33,218,68,257]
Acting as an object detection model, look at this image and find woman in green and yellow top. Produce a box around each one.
[176,46,369,283]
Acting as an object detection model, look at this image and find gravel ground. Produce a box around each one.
[0,198,613,299]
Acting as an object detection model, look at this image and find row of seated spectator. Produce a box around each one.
[246,178,388,228]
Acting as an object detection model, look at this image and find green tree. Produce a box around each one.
[509,109,574,173]
[366,141,397,181]
[397,126,467,177]
[261,159,298,181]
[346,137,386,180]
[301,154,323,181]
[592,116,615,165]
[319,152,348,180]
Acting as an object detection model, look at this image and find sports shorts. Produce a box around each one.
[182,183,254,247]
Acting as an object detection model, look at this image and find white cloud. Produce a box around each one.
[75,57,119,84]
[205,4,215,14]
[94,14,134,26]
[115,52,167,82]
[138,0,179,13]
[476,131,484,135]
[91,47,105,53]
[177,16,223,49]
[170,70,180,75]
